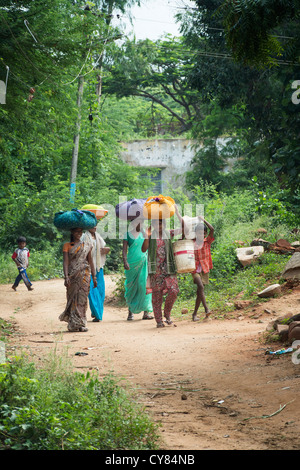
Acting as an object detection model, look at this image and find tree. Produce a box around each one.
[176,0,300,193]
[68,0,141,202]
[219,0,300,190]
[0,0,150,250]
[220,0,300,67]
[102,36,205,133]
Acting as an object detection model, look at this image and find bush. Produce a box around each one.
[0,353,161,450]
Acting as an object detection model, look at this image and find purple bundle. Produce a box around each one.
[115,198,147,221]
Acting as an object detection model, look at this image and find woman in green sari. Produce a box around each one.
[122,219,153,321]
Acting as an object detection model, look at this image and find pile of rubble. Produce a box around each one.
[234,228,300,303]
[251,237,300,255]
[233,229,300,345]
[266,313,300,344]
[235,228,300,277]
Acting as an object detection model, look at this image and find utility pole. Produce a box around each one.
[70,75,84,204]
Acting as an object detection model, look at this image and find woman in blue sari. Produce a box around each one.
[82,226,110,322]
[122,219,153,321]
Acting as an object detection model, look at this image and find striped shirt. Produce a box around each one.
[194,235,214,274]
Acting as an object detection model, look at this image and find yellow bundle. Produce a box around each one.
[80,204,108,220]
[143,195,175,220]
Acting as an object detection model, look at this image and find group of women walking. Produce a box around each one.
[59,202,214,332]
[122,205,184,327]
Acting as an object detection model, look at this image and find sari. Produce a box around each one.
[124,231,153,314]
[59,240,92,331]
[82,231,106,321]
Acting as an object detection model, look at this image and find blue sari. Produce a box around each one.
[82,231,106,321]
[89,268,105,321]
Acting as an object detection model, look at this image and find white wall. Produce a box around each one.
[119,139,196,191]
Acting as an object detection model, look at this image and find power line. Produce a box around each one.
[133,16,176,26]
[114,39,300,67]
[124,12,297,42]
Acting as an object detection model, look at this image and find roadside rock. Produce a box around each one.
[234,300,252,310]
[236,246,264,267]
[281,252,300,280]
[258,284,281,298]
[288,321,300,342]
[276,325,289,341]
[266,313,300,341]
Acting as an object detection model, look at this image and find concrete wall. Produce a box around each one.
[119,139,195,192]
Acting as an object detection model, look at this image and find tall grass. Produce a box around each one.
[0,350,161,450]
[172,251,290,318]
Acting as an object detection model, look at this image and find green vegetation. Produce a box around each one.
[173,252,289,320]
[0,318,15,343]
[1,0,299,451]
[0,352,160,450]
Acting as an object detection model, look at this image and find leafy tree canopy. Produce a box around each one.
[102,36,206,133]
[176,0,300,193]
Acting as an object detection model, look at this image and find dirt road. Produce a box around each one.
[1,276,300,450]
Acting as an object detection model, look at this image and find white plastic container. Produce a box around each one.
[182,216,200,239]
[173,239,196,273]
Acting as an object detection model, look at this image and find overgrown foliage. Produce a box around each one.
[176,0,300,195]
[0,353,160,450]
[0,0,151,256]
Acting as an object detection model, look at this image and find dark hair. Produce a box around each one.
[17,236,26,243]
[195,223,207,233]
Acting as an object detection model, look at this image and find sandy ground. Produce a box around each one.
[1,275,300,451]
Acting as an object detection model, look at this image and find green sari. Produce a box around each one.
[124,231,153,313]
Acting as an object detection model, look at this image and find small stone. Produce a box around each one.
[234,300,252,309]
[257,284,281,298]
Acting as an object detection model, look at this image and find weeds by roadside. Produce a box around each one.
[0,350,161,450]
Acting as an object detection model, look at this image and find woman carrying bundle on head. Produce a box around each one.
[59,227,97,332]
[123,217,153,321]
[142,199,186,328]
[116,198,153,322]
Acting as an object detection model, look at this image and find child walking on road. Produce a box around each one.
[11,236,33,291]
[192,217,214,321]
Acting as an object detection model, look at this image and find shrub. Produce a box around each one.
[0,353,160,450]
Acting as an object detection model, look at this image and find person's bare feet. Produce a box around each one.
[192,314,200,322]
[203,311,211,321]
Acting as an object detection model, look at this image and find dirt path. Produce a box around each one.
[1,276,300,450]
